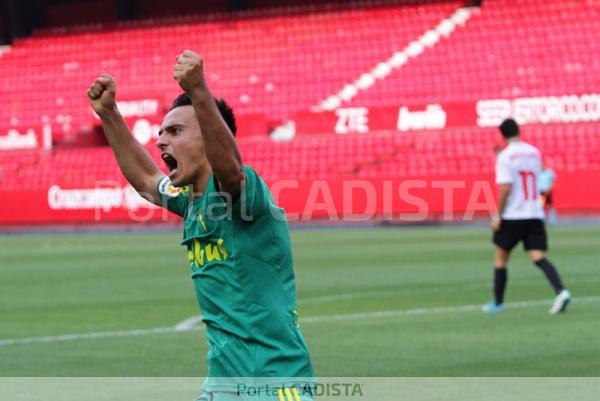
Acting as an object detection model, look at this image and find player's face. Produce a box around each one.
[156,105,208,187]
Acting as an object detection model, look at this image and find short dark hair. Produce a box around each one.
[169,93,237,136]
[499,118,520,139]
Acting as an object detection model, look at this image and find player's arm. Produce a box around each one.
[492,153,513,231]
[496,184,512,217]
[492,184,512,231]
[172,50,245,199]
[87,74,163,204]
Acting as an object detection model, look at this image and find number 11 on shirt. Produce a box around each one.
[519,170,538,201]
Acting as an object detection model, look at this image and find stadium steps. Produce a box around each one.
[346,0,600,106]
[317,3,474,111]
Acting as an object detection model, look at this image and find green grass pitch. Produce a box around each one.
[1,225,599,377]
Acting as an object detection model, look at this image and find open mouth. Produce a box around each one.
[161,152,179,178]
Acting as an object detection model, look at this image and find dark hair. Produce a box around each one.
[169,93,237,136]
[499,118,520,139]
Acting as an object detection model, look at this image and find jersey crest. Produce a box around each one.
[157,176,187,198]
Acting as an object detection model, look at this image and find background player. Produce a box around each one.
[485,118,571,315]
[539,163,557,225]
[87,50,313,400]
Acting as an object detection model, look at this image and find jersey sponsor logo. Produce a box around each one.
[187,238,229,268]
[157,176,186,198]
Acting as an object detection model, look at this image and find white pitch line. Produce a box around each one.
[0,327,183,347]
[302,295,600,323]
[171,291,405,330]
[1,296,598,347]
[172,292,383,331]
[174,315,203,331]
[297,277,600,305]
[298,292,384,304]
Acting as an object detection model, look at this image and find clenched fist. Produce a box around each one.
[88,74,117,116]
[173,50,209,96]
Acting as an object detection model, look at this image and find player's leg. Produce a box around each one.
[527,249,565,294]
[524,220,570,314]
[525,225,564,294]
[494,246,510,306]
[487,246,510,311]
[485,221,518,313]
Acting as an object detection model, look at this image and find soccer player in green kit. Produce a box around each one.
[87,50,313,400]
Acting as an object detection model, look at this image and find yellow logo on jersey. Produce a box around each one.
[187,238,229,268]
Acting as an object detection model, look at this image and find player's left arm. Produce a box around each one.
[173,50,245,199]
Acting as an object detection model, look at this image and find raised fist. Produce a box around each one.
[87,74,117,116]
[173,50,208,95]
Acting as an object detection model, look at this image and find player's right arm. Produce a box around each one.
[491,183,511,232]
[87,74,163,205]
[492,152,514,231]
[496,184,512,215]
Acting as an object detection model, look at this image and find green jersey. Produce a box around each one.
[157,166,313,391]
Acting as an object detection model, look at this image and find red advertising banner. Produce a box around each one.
[0,126,51,151]
[294,102,477,136]
[0,185,179,225]
[1,171,598,225]
[4,94,598,150]
[293,94,600,136]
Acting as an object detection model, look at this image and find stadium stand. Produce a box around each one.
[0,0,462,133]
[347,0,600,106]
[1,0,600,220]
[2,123,598,191]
